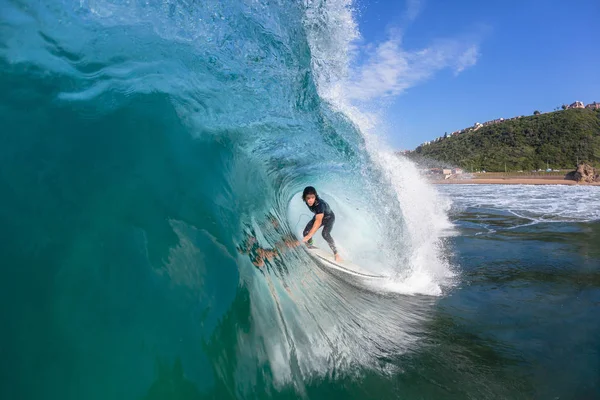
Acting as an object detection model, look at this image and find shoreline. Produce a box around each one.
[432,178,600,186]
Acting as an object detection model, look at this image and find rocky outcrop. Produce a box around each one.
[573,163,600,183]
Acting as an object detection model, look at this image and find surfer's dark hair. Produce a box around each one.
[302,186,318,202]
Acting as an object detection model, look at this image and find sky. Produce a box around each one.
[350,0,600,150]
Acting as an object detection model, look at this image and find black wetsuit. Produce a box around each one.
[303,197,337,254]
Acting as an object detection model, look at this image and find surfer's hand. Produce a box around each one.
[302,236,310,242]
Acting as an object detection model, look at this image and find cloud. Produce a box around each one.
[345,33,481,102]
[336,1,486,102]
[454,45,479,74]
[405,0,424,22]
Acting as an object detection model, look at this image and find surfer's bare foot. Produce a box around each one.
[334,253,342,262]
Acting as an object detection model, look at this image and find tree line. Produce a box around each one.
[409,109,600,172]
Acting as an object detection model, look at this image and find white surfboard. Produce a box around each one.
[305,245,388,279]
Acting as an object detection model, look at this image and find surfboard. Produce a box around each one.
[305,245,388,279]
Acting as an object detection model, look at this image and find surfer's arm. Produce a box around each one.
[303,213,323,241]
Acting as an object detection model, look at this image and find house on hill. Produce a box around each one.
[586,102,599,110]
[569,101,585,109]
[483,117,504,126]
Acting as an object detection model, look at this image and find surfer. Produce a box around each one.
[302,186,342,262]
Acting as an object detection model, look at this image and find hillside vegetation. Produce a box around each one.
[410,109,600,172]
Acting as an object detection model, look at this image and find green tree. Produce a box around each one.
[534,110,541,115]
[406,109,600,172]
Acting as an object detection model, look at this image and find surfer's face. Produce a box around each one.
[305,194,316,206]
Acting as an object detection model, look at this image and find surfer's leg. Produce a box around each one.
[321,216,338,255]
[303,218,315,246]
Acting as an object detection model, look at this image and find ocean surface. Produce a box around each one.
[1,1,599,399]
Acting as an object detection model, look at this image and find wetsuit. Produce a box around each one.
[303,197,337,254]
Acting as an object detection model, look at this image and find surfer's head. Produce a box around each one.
[302,186,318,206]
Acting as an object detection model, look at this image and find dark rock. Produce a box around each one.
[564,170,576,180]
[573,163,600,183]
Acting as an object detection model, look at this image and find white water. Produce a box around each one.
[303,0,456,296]
[441,184,600,222]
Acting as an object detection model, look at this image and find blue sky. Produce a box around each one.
[351,0,600,149]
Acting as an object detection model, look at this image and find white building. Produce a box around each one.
[569,101,585,109]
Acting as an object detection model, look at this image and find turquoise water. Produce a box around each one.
[2,1,599,399]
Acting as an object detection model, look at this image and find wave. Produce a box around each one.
[1,0,456,397]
